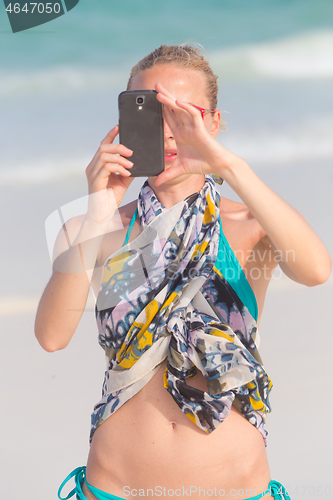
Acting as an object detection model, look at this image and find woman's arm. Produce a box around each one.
[218,154,332,287]
[154,85,331,287]
[35,216,111,352]
[34,126,134,352]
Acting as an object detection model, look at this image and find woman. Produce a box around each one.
[35,45,331,500]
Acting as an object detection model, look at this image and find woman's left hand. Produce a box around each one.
[154,83,232,185]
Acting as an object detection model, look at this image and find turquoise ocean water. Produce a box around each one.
[1,0,333,184]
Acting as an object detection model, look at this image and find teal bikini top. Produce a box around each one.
[123,207,258,321]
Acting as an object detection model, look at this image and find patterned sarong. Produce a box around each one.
[91,176,272,444]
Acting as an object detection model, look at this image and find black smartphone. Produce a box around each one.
[118,90,165,177]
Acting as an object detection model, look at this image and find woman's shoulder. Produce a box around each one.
[219,196,255,222]
[96,200,139,267]
[63,200,138,229]
[219,196,267,251]
[118,199,138,227]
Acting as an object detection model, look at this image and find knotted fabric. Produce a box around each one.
[91,176,272,445]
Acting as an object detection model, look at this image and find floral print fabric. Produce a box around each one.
[91,176,272,445]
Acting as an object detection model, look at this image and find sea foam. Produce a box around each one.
[210,30,333,80]
[2,30,333,99]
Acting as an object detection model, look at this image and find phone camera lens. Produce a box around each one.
[136,96,144,105]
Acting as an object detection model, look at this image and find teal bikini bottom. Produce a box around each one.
[58,466,292,500]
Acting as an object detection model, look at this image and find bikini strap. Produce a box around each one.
[242,479,291,499]
[58,466,87,499]
[122,207,138,247]
[268,480,292,499]
[58,465,125,500]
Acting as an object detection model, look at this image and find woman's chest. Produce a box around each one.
[220,215,263,270]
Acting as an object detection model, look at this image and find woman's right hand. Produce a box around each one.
[85,125,134,224]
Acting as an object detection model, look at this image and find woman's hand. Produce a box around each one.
[85,126,134,224]
[154,83,233,186]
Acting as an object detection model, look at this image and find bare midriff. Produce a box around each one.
[82,360,273,500]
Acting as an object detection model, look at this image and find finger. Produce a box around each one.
[157,90,187,129]
[88,153,133,182]
[88,153,132,180]
[86,144,133,180]
[157,91,196,127]
[154,163,187,187]
[155,82,177,102]
[101,125,119,145]
[155,84,180,113]
[92,163,132,186]
[118,145,133,157]
[163,105,178,130]
[156,84,191,117]
[100,152,134,169]
[156,90,178,111]
[100,143,133,158]
[175,99,202,122]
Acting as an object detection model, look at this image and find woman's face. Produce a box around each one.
[129,64,220,169]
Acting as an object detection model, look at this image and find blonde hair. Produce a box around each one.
[127,44,219,111]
